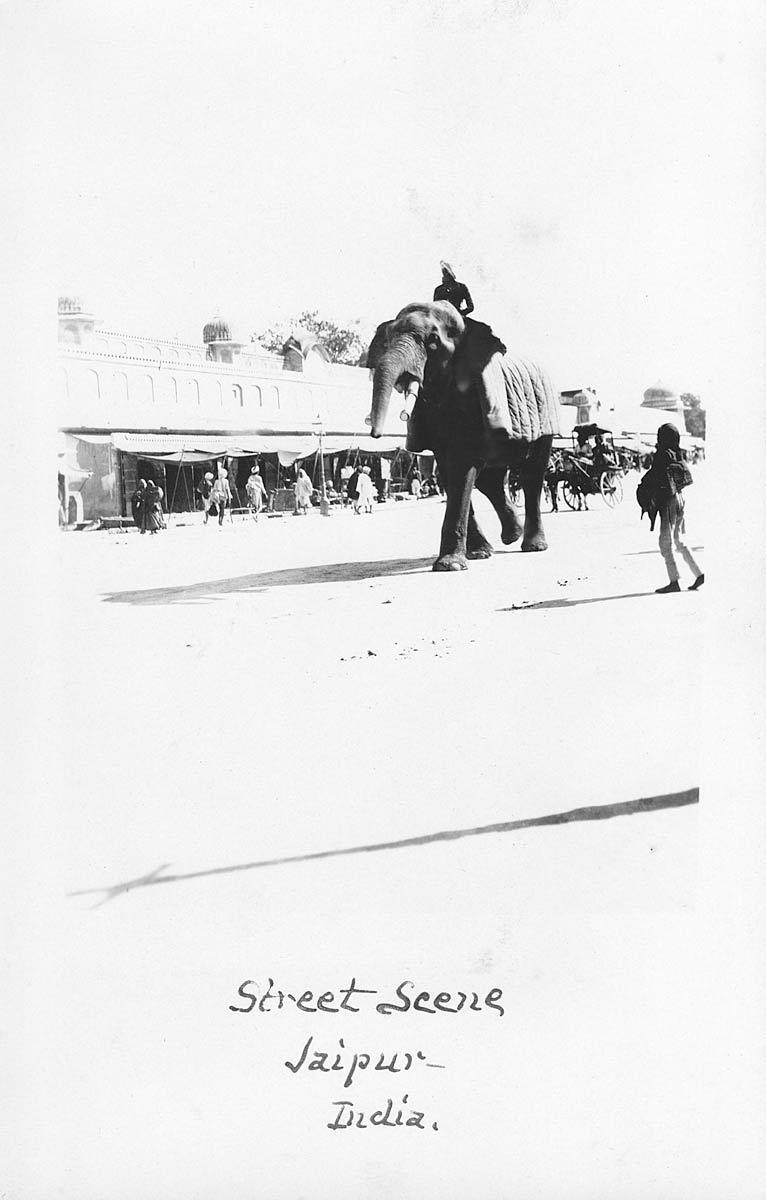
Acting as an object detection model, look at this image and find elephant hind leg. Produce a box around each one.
[466,502,493,559]
[520,437,553,552]
[475,466,522,545]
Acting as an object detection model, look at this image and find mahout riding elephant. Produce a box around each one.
[367,301,560,571]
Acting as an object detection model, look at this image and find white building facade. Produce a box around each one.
[57,299,404,524]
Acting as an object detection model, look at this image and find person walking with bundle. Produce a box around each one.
[345,464,360,508]
[196,471,215,524]
[131,478,147,529]
[637,422,704,593]
[142,479,165,534]
[246,465,267,519]
[211,466,232,527]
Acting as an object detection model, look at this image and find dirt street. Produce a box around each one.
[13,476,710,1198]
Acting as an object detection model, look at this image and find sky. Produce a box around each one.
[6,0,765,408]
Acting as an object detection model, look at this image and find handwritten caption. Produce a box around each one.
[229,977,504,1132]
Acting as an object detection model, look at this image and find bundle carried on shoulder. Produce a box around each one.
[636,451,693,530]
[636,472,660,529]
[668,459,694,493]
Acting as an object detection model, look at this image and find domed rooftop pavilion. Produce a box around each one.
[642,380,684,414]
[203,317,233,344]
[58,296,95,344]
[203,316,244,363]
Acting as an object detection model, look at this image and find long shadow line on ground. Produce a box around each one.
[499,585,706,611]
[101,556,437,605]
[69,787,699,907]
[501,590,652,611]
[100,550,705,609]
[622,545,704,557]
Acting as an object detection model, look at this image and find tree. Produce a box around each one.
[252,310,366,365]
[680,393,706,439]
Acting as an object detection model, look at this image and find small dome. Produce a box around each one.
[203,317,232,343]
[58,296,85,314]
[642,380,682,410]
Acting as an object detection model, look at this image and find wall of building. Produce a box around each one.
[56,312,407,523]
[58,341,376,436]
[63,436,123,520]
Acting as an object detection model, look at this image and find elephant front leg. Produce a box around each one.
[520,436,553,552]
[475,466,523,545]
[433,458,477,571]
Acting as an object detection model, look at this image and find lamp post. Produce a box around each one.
[312,416,332,517]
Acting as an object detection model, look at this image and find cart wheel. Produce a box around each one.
[600,471,623,507]
[562,480,580,510]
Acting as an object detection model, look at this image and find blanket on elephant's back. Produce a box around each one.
[454,319,559,451]
[488,354,560,442]
[404,316,560,455]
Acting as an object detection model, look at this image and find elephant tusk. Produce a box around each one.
[400,380,420,422]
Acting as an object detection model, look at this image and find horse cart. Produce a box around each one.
[554,424,624,511]
[506,426,624,512]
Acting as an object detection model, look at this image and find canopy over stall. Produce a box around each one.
[275,433,411,467]
[111,432,272,461]
[108,431,410,466]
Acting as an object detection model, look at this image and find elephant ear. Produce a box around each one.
[452,319,512,435]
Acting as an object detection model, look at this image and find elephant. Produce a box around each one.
[367,301,560,571]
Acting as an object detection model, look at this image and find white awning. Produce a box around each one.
[305,434,412,456]
[278,433,410,464]
[112,432,272,456]
[67,430,411,462]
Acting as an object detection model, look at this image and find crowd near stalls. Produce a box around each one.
[122,446,438,521]
[258,448,440,513]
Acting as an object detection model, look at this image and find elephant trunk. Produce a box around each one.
[369,354,403,437]
[369,342,425,437]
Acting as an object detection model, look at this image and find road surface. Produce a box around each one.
[10,475,721,1200]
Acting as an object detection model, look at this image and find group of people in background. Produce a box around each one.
[194,468,233,526]
[130,479,166,534]
[193,464,269,526]
[345,464,375,513]
[129,456,438,533]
